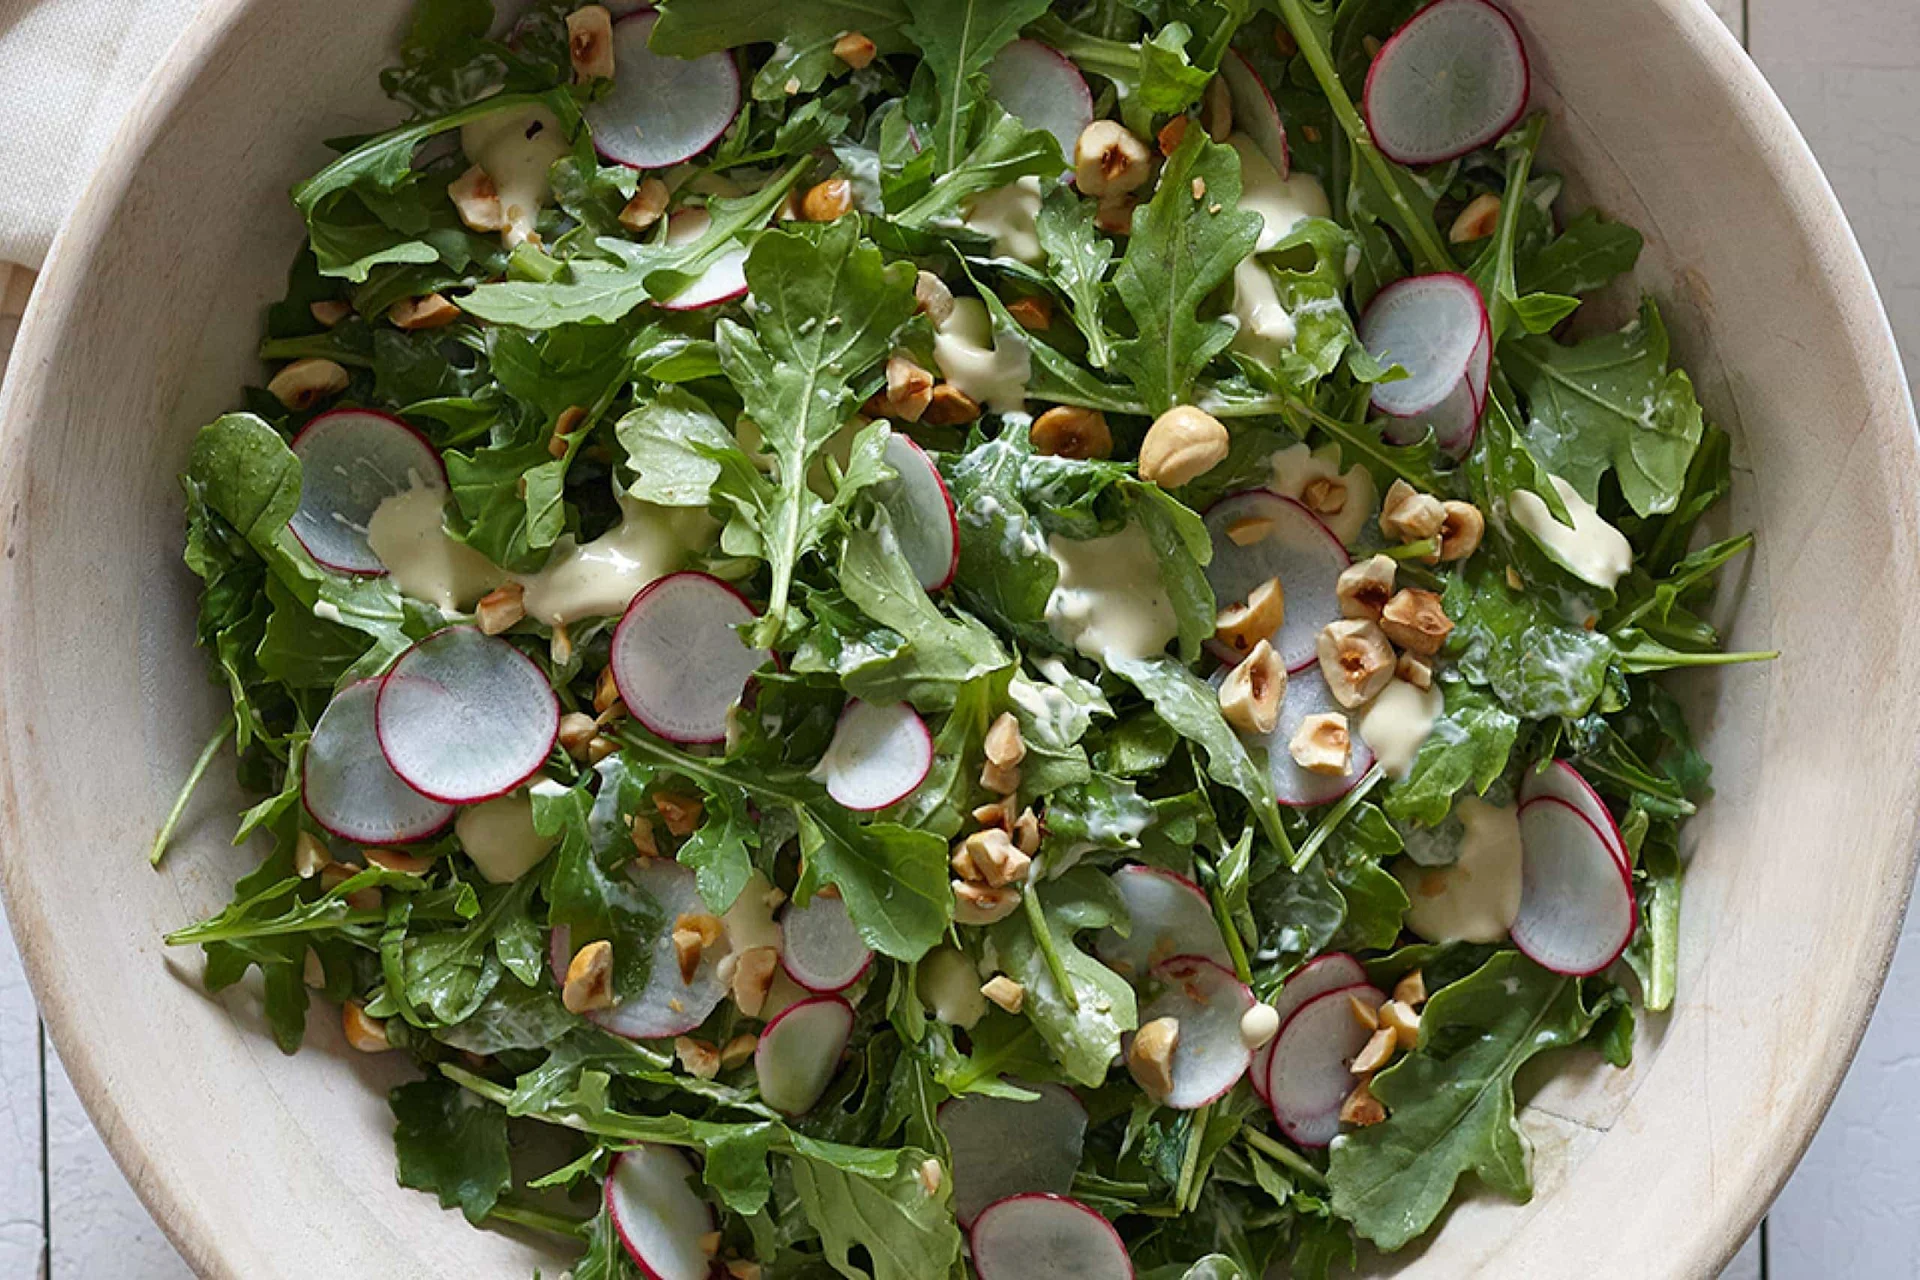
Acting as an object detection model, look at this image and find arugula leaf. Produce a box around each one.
[1519,210,1643,299]
[675,778,760,914]
[1036,186,1118,367]
[653,0,913,102]
[616,386,736,507]
[1386,677,1520,827]
[902,0,1052,168]
[889,97,1063,229]
[536,780,664,1001]
[791,1146,964,1280]
[1445,559,1612,720]
[391,1077,513,1225]
[989,868,1138,1087]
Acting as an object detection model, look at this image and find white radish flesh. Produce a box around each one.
[1251,952,1370,1101]
[816,699,933,812]
[611,571,769,745]
[605,1145,715,1280]
[1093,866,1231,978]
[987,40,1094,167]
[877,433,960,591]
[290,410,443,575]
[303,679,455,843]
[1519,759,1629,870]
[1361,273,1490,455]
[1264,984,1386,1147]
[938,1083,1089,1226]
[1203,490,1350,672]
[655,207,751,311]
[586,12,741,170]
[1227,664,1377,808]
[1511,797,1636,976]
[970,1194,1133,1280]
[779,892,873,993]
[1219,50,1289,179]
[590,859,731,1040]
[755,995,854,1116]
[1131,957,1255,1110]
[1363,0,1531,167]
[375,627,558,804]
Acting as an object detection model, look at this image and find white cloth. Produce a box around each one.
[0,0,206,268]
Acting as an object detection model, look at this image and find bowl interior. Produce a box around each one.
[1,1,1915,1277]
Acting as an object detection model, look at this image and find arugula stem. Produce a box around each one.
[257,336,374,368]
[1618,647,1779,672]
[1174,1102,1210,1209]
[483,1200,592,1240]
[1243,1125,1328,1188]
[1608,533,1755,632]
[1378,538,1438,562]
[1202,861,1254,985]
[1022,883,1080,1014]
[163,908,386,946]
[150,713,233,867]
[1290,764,1385,872]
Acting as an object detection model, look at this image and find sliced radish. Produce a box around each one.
[302,679,454,844]
[586,12,740,170]
[938,1083,1089,1226]
[589,858,732,1039]
[1519,760,1628,870]
[987,40,1094,167]
[1093,866,1230,979]
[1251,953,1370,1102]
[1218,664,1377,808]
[1511,797,1636,976]
[1129,957,1255,1110]
[1202,491,1350,672]
[605,1145,715,1280]
[611,571,769,745]
[1219,50,1289,179]
[654,207,751,312]
[778,893,873,993]
[375,627,558,804]
[1363,0,1530,167]
[814,699,932,812]
[970,1194,1133,1280]
[289,410,443,575]
[1264,984,1386,1147]
[754,995,854,1116]
[877,434,960,592]
[1361,273,1490,455]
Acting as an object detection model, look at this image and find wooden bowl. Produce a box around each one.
[0,0,1912,1275]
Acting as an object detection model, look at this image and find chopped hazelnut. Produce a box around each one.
[672,912,722,983]
[343,1002,391,1052]
[1274,24,1298,56]
[917,1158,944,1197]
[567,5,615,82]
[1094,193,1138,236]
[1340,1079,1387,1127]
[1348,991,1381,1031]
[961,828,1029,888]
[1396,652,1433,690]
[364,847,433,875]
[719,1033,758,1070]
[1379,479,1446,542]
[388,294,460,331]
[475,583,525,636]
[293,831,331,879]
[698,1231,723,1258]
[558,712,599,761]
[884,355,935,422]
[1352,1026,1398,1075]
[267,358,350,411]
[1289,712,1352,776]
[1139,405,1230,488]
[953,880,1021,925]
[832,30,878,69]
[631,814,660,858]
[618,177,670,234]
[1301,474,1349,516]
[1127,1016,1180,1099]
[971,800,1010,829]
[1393,969,1428,1009]
[563,940,616,1013]
[800,178,854,222]
[304,948,327,989]
[1449,192,1502,244]
[1030,406,1113,459]
[1381,999,1422,1050]
[984,712,1026,768]
[1438,500,1485,560]
[1012,808,1041,857]
[675,1036,721,1079]
[1316,619,1395,709]
[1336,554,1397,621]
[1379,588,1454,656]
[949,838,982,883]
[1005,296,1053,331]
[732,946,779,1016]
[981,975,1026,1014]
[1225,514,1275,546]
[309,299,352,328]
[1201,75,1233,142]
[593,664,622,716]
[1215,576,1285,658]
[923,383,983,426]
[1073,120,1152,197]
[1506,565,1525,591]
[655,792,704,837]
[980,758,1021,796]
[1156,114,1190,158]
[449,165,507,233]
[914,270,955,326]
[1219,639,1286,736]
[727,1262,763,1280]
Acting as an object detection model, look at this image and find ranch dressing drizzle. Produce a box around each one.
[460,104,572,249]
[1358,678,1443,778]
[1397,796,1523,944]
[1509,475,1634,590]
[1043,524,1177,664]
[365,486,504,611]
[933,297,1031,413]
[1226,135,1331,363]
[1267,442,1377,546]
[917,946,988,1029]
[454,791,556,885]
[961,176,1046,265]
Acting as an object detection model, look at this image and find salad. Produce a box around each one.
[161,0,1774,1275]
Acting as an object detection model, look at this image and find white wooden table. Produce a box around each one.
[0,0,1911,1273]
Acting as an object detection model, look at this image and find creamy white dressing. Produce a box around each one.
[1509,475,1634,590]
[460,105,571,249]
[454,792,556,885]
[720,871,785,954]
[962,177,1045,265]
[1043,524,1177,665]
[917,946,987,1029]
[1358,678,1443,778]
[1268,442,1377,546]
[1225,136,1330,367]
[933,297,1031,413]
[1397,796,1523,944]
[366,485,505,611]
[1230,256,1297,363]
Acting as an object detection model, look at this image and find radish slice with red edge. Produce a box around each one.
[611,571,768,745]
[987,40,1094,167]
[815,699,932,812]
[970,1194,1133,1280]
[938,1082,1088,1226]
[755,995,853,1116]
[1361,273,1490,456]
[1219,50,1289,179]
[1264,983,1386,1147]
[1093,866,1231,978]
[778,893,873,993]
[605,1145,715,1280]
[876,433,960,591]
[1363,0,1531,167]
[654,208,751,312]
[303,679,454,844]
[1129,957,1255,1110]
[1216,663,1376,808]
[585,12,740,170]
[1519,759,1629,870]
[375,627,558,804]
[1251,952,1369,1102]
[289,409,443,575]
[1511,796,1636,976]
[1202,491,1350,672]
[587,859,732,1039]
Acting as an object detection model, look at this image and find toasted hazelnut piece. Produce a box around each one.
[1396,652,1433,690]
[449,164,508,233]
[1393,969,1428,1009]
[1215,576,1285,658]
[963,827,1030,888]
[618,176,670,233]
[267,358,350,411]
[1352,1026,1399,1076]
[1505,565,1525,591]
[917,1158,944,1197]
[389,293,460,331]
[294,831,331,879]
[1202,75,1234,142]
[1094,192,1138,236]
[1438,500,1485,561]
[914,270,955,326]
[1127,1016,1181,1099]
[656,792,705,837]
[1219,639,1286,736]
[800,178,853,222]
[981,974,1026,1014]
[342,1001,391,1052]
[1348,991,1381,1032]
[303,948,327,989]
[553,404,589,444]
[719,1032,758,1070]
[1449,192,1502,244]
[953,879,1022,925]
[558,712,599,761]
[1139,405,1230,488]
[1336,554,1397,621]
[923,383,983,427]
[1379,479,1446,542]
[697,1230,723,1258]
[1381,999,1422,1050]
[567,5,615,81]
[1006,295,1053,331]
[673,914,722,983]
[732,945,780,1016]
[677,911,724,948]
[833,30,878,69]
[1274,24,1299,56]
[1380,588,1454,656]
[1030,406,1113,460]
[1317,619,1395,709]
[322,862,381,912]
[884,355,934,422]
[972,800,1010,829]
[475,583,526,635]
[551,621,575,666]
[593,664,622,716]
[1012,808,1042,857]
[563,939,616,1013]
[984,712,1027,768]
[726,1262,763,1280]
[631,814,660,858]
[1226,514,1275,546]
[1289,712,1352,776]
[1340,1079,1387,1127]
[980,758,1021,796]
[949,839,982,883]
[365,847,433,874]
[1074,120,1153,196]
[309,299,352,328]
[675,1036,722,1079]
[1240,1002,1281,1050]
[1156,114,1190,158]
[1301,474,1348,516]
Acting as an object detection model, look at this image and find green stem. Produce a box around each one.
[151,714,233,867]
[1608,533,1755,633]
[1243,1126,1328,1188]
[1291,764,1385,872]
[257,336,374,368]
[1174,1102,1211,1209]
[1378,538,1438,562]
[1617,647,1779,673]
[484,1201,593,1240]
[1023,883,1079,1014]
[162,908,386,947]
[1203,863,1254,985]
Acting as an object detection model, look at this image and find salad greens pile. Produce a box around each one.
[161,0,1772,1275]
